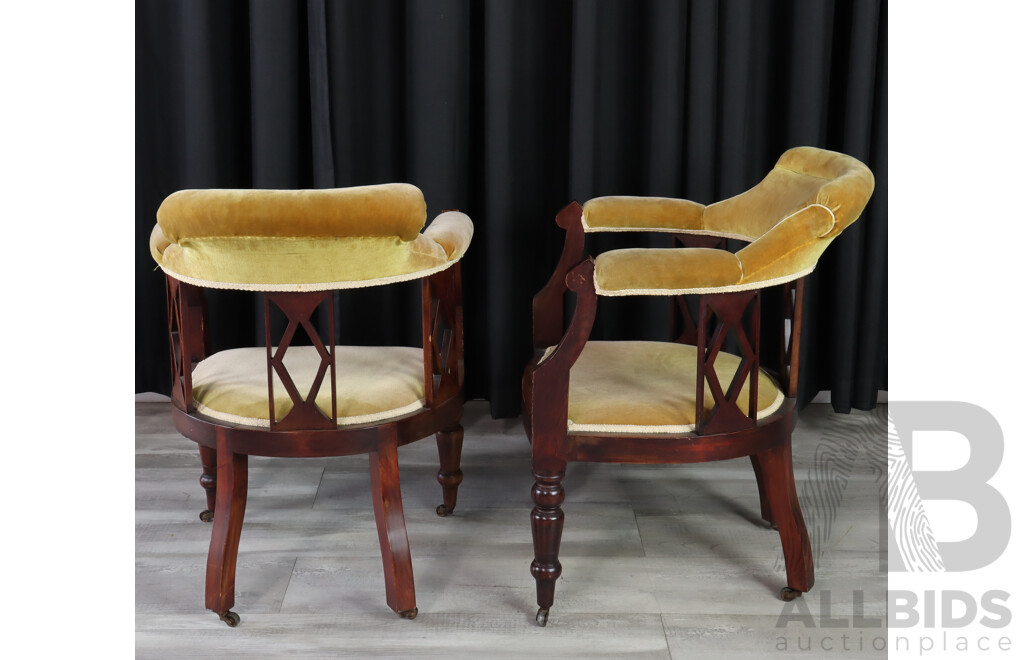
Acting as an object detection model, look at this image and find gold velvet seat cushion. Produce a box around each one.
[566,341,784,434]
[190,346,426,428]
[150,184,474,291]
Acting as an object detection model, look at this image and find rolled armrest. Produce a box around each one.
[423,210,474,261]
[582,196,705,233]
[157,184,427,242]
[594,248,743,296]
[736,204,834,285]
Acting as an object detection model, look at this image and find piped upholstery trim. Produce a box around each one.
[809,203,838,237]
[581,219,754,243]
[567,387,785,434]
[593,264,816,296]
[193,398,426,429]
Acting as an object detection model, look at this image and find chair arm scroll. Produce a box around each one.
[534,259,597,374]
[423,211,473,261]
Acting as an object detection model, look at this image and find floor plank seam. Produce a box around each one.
[311,466,327,509]
[634,507,648,557]
[279,556,299,614]
[660,613,675,660]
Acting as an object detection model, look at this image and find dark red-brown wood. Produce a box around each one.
[264,291,337,431]
[369,425,418,618]
[198,445,217,523]
[205,429,248,621]
[522,206,814,626]
[532,202,586,351]
[435,424,464,516]
[162,258,467,625]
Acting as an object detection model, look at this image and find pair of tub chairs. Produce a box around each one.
[149,146,874,627]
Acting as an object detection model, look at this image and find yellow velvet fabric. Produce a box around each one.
[735,205,835,284]
[191,346,426,427]
[422,210,475,260]
[586,147,873,294]
[155,231,448,290]
[158,184,427,242]
[150,185,474,290]
[702,169,829,240]
[582,196,705,233]
[566,341,783,432]
[595,248,742,294]
[705,147,874,240]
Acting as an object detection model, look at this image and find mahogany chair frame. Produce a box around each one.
[522,203,812,626]
[164,263,466,627]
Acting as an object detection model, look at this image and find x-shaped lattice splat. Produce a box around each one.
[422,267,462,405]
[264,291,336,431]
[166,277,188,409]
[696,290,760,435]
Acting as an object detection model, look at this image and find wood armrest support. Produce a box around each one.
[524,260,597,444]
[422,262,465,407]
[532,202,585,350]
[166,276,208,412]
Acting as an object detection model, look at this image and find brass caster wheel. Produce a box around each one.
[536,607,549,627]
[781,587,802,601]
[436,505,454,517]
[218,611,240,627]
[199,510,214,523]
[399,608,418,620]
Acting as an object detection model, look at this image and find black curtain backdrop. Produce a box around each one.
[136,0,887,417]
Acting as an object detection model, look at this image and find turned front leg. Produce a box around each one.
[531,469,566,626]
[435,424,464,517]
[198,445,216,522]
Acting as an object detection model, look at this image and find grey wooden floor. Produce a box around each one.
[136,401,887,658]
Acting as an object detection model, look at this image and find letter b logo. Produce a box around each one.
[888,402,1010,572]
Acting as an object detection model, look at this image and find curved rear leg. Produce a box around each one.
[749,454,774,527]
[435,424,464,516]
[205,435,248,625]
[370,428,417,618]
[756,439,813,597]
[198,445,216,522]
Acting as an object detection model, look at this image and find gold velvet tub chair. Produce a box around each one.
[149,183,473,626]
[522,146,874,626]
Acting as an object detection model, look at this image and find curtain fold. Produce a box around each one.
[136,0,888,417]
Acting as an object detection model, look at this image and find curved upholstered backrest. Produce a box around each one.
[150,184,473,291]
[586,147,874,295]
[707,147,874,286]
